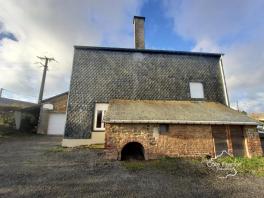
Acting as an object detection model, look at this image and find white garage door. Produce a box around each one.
[47,113,66,135]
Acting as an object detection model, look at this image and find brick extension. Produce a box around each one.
[105,123,263,160]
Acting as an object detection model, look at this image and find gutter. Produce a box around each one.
[105,120,258,125]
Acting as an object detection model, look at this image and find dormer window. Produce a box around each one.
[93,103,109,131]
[190,82,204,99]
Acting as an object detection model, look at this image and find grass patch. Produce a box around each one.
[46,146,70,153]
[0,126,34,139]
[0,127,17,138]
[122,157,201,172]
[88,144,105,149]
[122,156,264,177]
[122,160,146,171]
[216,156,264,177]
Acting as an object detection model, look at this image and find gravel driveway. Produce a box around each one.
[0,133,264,198]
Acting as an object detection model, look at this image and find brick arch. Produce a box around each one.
[121,142,145,160]
[118,139,149,160]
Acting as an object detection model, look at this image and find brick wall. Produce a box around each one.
[244,126,263,157]
[105,123,263,160]
[44,94,68,113]
[105,123,215,160]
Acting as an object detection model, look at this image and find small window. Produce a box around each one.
[190,82,204,99]
[94,104,108,131]
[96,110,103,128]
[159,124,169,133]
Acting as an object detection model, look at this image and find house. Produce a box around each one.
[0,97,37,130]
[37,92,68,135]
[250,113,264,124]
[250,113,264,151]
[63,16,263,159]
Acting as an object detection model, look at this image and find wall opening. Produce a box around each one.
[121,142,145,161]
[212,125,228,156]
[230,126,245,156]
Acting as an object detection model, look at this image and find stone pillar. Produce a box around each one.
[244,126,263,157]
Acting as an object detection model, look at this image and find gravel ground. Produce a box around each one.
[0,133,264,198]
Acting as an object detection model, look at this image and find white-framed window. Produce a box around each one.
[190,82,204,99]
[93,103,109,131]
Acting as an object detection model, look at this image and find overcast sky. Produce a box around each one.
[0,0,263,113]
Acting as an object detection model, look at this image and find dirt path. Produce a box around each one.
[0,134,264,198]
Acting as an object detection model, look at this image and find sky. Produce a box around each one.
[0,0,263,113]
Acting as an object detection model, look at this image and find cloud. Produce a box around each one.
[0,0,143,102]
[164,0,264,112]
[0,25,18,42]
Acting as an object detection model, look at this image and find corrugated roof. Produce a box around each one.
[104,100,258,125]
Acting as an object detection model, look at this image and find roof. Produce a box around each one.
[0,97,36,108]
[249,113,264,122]
[0,97,36,111]
[105,100,258,125]
[74,46,223,57]
[42,91,68,103]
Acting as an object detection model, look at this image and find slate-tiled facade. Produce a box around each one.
[65,47,226,138]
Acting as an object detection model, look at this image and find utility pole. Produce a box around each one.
[236,100,240,112]
[36,56,55,104]
[0,88,3,98]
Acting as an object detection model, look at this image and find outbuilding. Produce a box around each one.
[37,92,68,135]
[104,100,263,160]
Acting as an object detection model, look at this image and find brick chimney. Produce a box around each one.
[133,16,145,49]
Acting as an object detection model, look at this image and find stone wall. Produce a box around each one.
[105,123,215,160]
[105,123,263,160]
[244,126,263,157]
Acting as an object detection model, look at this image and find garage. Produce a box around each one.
[37,92,68,135]
[47,113,66,135]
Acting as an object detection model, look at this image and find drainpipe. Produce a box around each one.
[219,56,230,107]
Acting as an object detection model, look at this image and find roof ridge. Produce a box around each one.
[74,46,223,57]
